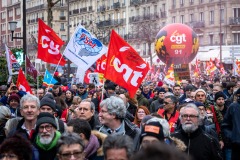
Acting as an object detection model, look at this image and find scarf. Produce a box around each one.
[84,134,100,159]
[36,131,61,151]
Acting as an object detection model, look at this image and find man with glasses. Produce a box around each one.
[57,132,85,160]
[77,83,88,100]
[34,112,61,160]
[72,99,101,130]
[171,103,222,160]
[157,95,180,133]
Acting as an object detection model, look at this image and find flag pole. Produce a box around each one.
[49,53,65,85]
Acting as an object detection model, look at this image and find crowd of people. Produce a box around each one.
[0,74,239,160]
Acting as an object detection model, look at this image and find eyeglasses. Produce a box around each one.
[0,154,17,159]
[181,114,199,119]
[39,125,53,131]
[60,151,83,159]
[163,101,173,105]
[196,94,205,97]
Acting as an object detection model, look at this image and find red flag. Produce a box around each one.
[26,56,38,79]
[16,68,32,94]
[104,30,150,98]
[84,69,92,84]
[96,54,107,74]
[37,19,66,66]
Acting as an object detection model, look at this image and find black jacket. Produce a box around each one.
[171,128,223,160]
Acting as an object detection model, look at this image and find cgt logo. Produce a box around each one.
[170,30,186,44]
[41,36,60,55]
[113,57,146,87]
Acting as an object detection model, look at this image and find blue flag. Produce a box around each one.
[43,70,57,87]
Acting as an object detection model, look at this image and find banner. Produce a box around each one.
[5,44,20,75]
[63,24,107,71]
[38,19,66,66]
[104,30,149,98]
[173,64,190,81]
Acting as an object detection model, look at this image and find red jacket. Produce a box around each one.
[157,108,180,133]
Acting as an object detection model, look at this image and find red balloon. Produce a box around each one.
[155,23,199,65]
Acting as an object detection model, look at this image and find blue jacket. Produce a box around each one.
[223,101,240,144]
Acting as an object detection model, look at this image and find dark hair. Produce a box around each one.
[226,82,236,90]
[67,118,91,140]
[57,132,84,154]
[165,95,178,104]
[0,134,32,160]
[103,134,134,160]
[130,142,191,160]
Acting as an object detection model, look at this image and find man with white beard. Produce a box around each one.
[34,112,61,160]
[171,103,223,160]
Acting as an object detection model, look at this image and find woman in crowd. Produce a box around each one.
[133,106,150,127]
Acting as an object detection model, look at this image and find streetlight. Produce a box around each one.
[8,0,27,75]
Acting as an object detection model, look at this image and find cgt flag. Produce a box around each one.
[16,68,32,94]
[26,56,38,79]
[37,19,66,66]
[104,30,150,98]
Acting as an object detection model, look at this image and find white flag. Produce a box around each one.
[63,24,107,72]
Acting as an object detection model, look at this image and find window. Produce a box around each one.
[200,12,204,21]
[60,10,64,17]
[190,0,194,5]
[16,7,20,15]
[180,15,184,23]
[209,10,214,24]
[172,0,176,9]
[220,9,224,23]
[1,12,6,19]
[219,33,224,45]
[8,10,13,17]
[233,33,240,45]
[209,34,214,45]
[199,0,204,3]
[189,13,194,22]
[233,8,240,18]
[172,16,176,23]
[180,0,184,7]
[60,23,64,30]
[198,35,203,45]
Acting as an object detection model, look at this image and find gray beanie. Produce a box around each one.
[40,97,56,111]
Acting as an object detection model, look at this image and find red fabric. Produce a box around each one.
[104,30,149,98]
[61,109,68,123]
[26,56,38,79]
[37,19,66,66]
[84,69,92,84]
[157,109,179,133]
[16,68,33,94]
[210,105,221,134]
[96,54,107,74]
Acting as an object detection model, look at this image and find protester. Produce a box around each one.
[99,96,140,150]
[6,94,40,143]
[67,118,101,160]
[34,112,61,160]
[171,103,223,160]
[57,132,85,160]
[103,134,134,160]
[223,88,240,160]
[157,95,180,133]
[72,99,101,130]
[0,134,33,160]
[133,106,150,127]
[149,87,165,113]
